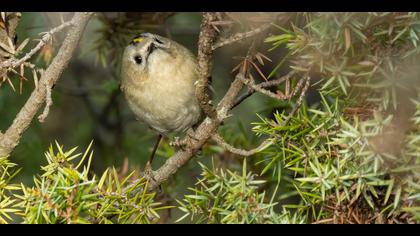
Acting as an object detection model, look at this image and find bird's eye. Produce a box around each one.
[133,55,143,64]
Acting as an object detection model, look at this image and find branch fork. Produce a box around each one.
[0,12,93,157]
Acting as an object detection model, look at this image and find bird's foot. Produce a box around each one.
[186,128,199,142]
[169,136,183,147]
[169,129,199,151]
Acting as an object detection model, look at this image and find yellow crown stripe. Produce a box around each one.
[132,37,144,43]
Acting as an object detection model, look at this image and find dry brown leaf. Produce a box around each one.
[344,27,351,51]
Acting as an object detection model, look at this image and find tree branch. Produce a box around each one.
[0,12,21,92]
[0,19,74,70]
[212,23,271,50]
[232,71,295,109]
[239,75,289,101]
[0,12,21,58]
[195,12,219,119]
[211,133,273,156]
[283,75,311,124]
[0,12,93,157]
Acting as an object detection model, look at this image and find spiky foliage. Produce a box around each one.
[0,142,168,224]
[0,157,20,223]
[176,159,306,224]
[247,12,420,223]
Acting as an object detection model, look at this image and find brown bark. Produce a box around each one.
[0,12,94,157]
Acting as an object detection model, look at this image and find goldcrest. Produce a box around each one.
[120,33,201,136]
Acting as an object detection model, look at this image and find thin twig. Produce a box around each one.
[37,74,52,123]
[0,20,74,70]
[212,23,271,50]
[212,133,273,156]
[289,74,306,97]
[283,76,311,125]
[239,75,289,101]
[0,12,93,157]
[232,71,295,109]
[0,12,21,90]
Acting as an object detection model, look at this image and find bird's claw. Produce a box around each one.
[169,129,198,151]
[169,136,183,147]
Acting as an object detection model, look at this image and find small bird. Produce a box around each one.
[120,32,201,164]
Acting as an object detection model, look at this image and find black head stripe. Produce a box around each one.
[155,37,164,45]
[147,43,156,56]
